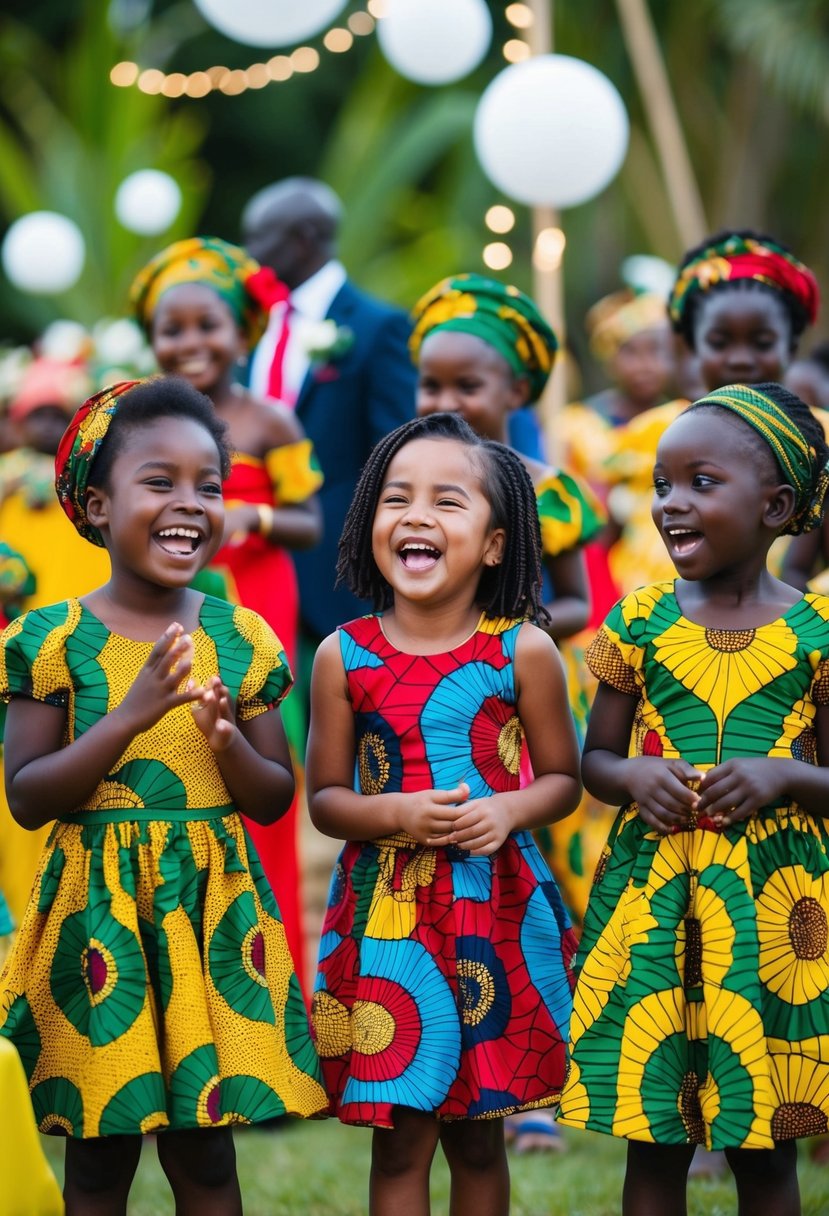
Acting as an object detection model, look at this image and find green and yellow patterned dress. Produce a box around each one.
[557,582,829,1149]
[0,595,326,1138]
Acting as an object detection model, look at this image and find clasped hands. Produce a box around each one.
[398,782,512,857]
[629,755,784,834]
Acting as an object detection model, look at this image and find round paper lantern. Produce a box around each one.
[193,0,348,47]
[377,0,492,86]
[2,212,86,294]
[621,254,676,299]
[474,55,629,208]
[114,170,182,236]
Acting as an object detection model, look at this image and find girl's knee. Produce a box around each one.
[157,1127,237,1190]
[372,1119,439,1178]
[441,1119,505,1173]
[65,1135,142,1195]
[725,1141,798,1184]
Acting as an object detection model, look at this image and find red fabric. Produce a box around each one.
[211,456,304,991]
[584,541,620,630]
[724,252,820,325]
[266,304,292,403]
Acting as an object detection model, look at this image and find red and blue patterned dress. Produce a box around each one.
[311,613,576,1127]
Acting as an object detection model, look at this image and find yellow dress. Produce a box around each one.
[0,595,326,1138]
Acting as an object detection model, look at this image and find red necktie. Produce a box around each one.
[267,303,292,403]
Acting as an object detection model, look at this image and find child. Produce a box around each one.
[308,412,581,1215]
[131,236,324,988]
[0,378,326,1214]
[557,382,829,1216]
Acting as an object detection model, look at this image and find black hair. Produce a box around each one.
[87,376,233,488]
[672,229,810,350]
[687,381,829,506]
[337,412,547,622]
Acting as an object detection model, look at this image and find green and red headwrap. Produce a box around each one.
[686,383,829,535]
[409,273,558,403]
[55,380,139,547]
[130,236,288,349]
[669,234,820,332]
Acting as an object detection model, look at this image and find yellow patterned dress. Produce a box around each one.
[558,582,829,1149]
[0,595,326,1138]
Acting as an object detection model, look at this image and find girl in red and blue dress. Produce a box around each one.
[307,412,581,1216]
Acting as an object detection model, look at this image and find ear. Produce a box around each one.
[483,527,506,567]
[84,485,110,533]
[764,483,797,531]
[506,376,532,411]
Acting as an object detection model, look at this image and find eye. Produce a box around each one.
[381,492,407,505]
[200,481,222,496]
[144,476,172,489]
[436,495,464,508]
[692,473,718,488]
[653,477,670,496]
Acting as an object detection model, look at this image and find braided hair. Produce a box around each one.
[337,413,547,622]
[673,229,812,350]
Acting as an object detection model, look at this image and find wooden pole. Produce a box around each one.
[613,0,707,248]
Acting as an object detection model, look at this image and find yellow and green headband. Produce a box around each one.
[688,383,829,535]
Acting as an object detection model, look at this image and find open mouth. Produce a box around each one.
[398,542,441,571]
[665,526,702,557]
[155,526,202,556]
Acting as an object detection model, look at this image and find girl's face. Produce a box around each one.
[151,284,245,395]
[372,437,504,609]
[693,290,793,391]
[610,326,673,405]
[416,330,529,442]
[86,416,225,590]
[651,409,789,580]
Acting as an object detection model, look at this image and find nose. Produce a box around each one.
[401,496,434,527]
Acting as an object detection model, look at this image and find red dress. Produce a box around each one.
[211,442,322,990]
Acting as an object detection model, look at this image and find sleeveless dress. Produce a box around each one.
[312,614,576,1128]
[557,582,829,1150]
[0,596,326,1138]
[211,440,324,990]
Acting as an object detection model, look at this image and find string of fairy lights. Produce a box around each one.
[109,2,562,273]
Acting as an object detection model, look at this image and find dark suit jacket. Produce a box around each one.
[292,278,417,639]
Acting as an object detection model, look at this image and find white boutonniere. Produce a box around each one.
[295,317,354,364]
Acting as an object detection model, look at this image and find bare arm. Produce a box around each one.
[540,547,591,640]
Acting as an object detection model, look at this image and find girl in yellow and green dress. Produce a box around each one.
[131,237,324,991]
[0,378,326,1214]
[558,382,829,1215]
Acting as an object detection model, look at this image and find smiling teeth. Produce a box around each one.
[158,528,200,539]
[401,543,439,554]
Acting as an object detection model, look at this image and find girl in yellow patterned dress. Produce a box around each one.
[558,382,829,1216]
[0,378,326,1214]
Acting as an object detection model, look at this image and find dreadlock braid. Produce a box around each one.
[336,412,546,621]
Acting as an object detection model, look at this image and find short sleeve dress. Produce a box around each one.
[557,582,829,1150]
[0,595,327,1138]
[312,614,577,1128]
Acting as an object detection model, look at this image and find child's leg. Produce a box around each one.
[623,1141,695,1216]
[440,1117,509,1216]
[370,1107,441,1216]
[64,1134,142,1216]
[156,1126,242,1216]
[725,1142,800,1216]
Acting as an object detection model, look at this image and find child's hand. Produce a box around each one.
[626,757,702,834]
[429,792,513,856]
[398,783,469,845]
[696,758,783,828]
[188,675,237,752]
[117,623,203,734]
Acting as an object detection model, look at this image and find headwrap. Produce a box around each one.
[586,289,668,363]
[409,274,557,403]
[669,234,820,331]
[130,236,288,349]
[687,383,829,535]
[55,381,140,546]
[9,357,90,422]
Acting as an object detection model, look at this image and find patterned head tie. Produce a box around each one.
[686,383,829,535]
[409,273,558,403]
[55,380,140,546]
[586,289,669,363]
[668,233,820,332]
[130,236,288,349]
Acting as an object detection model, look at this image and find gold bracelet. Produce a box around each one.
[256,503,275,537]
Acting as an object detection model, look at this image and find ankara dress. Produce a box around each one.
[558,583,829,1149]
[0,596,326,1138]
[312,614,576,1128]
[211,440,323,990]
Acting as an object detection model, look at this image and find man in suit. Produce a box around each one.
[242,177,416,645]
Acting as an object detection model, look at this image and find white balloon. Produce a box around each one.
[621,254,676,299]
[193,0,348,47]
[377,0,492,86]
[1,212,86,294]
[115,170,182,235]
[474,55,629,208]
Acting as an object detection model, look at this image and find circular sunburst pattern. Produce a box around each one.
[50,908,147,1046]
[99,1073,167,1135]
[354,711,403,795]
[421,661,521,796]
[455,935,510,1047]
[168,1044,223,1129]
[757,865,829,1005]
[768,1051,829,1140]
[31,1077,84,1137]
[207,892,275,1023]
[0,995,40,1077]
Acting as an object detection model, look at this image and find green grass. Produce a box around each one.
[41,1120,829,1215]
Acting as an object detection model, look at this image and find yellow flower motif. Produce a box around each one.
[568,887,640,1043]
[365,846,436,940]
[311,990,352,1058]
[653,616,798,729]
[767,1048,829,1139]
[757,865,829,1005]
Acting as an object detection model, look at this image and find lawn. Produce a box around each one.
[41,1120,829,1215]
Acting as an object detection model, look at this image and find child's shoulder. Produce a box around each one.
[1,598,79,648]
[197,596,285,657]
